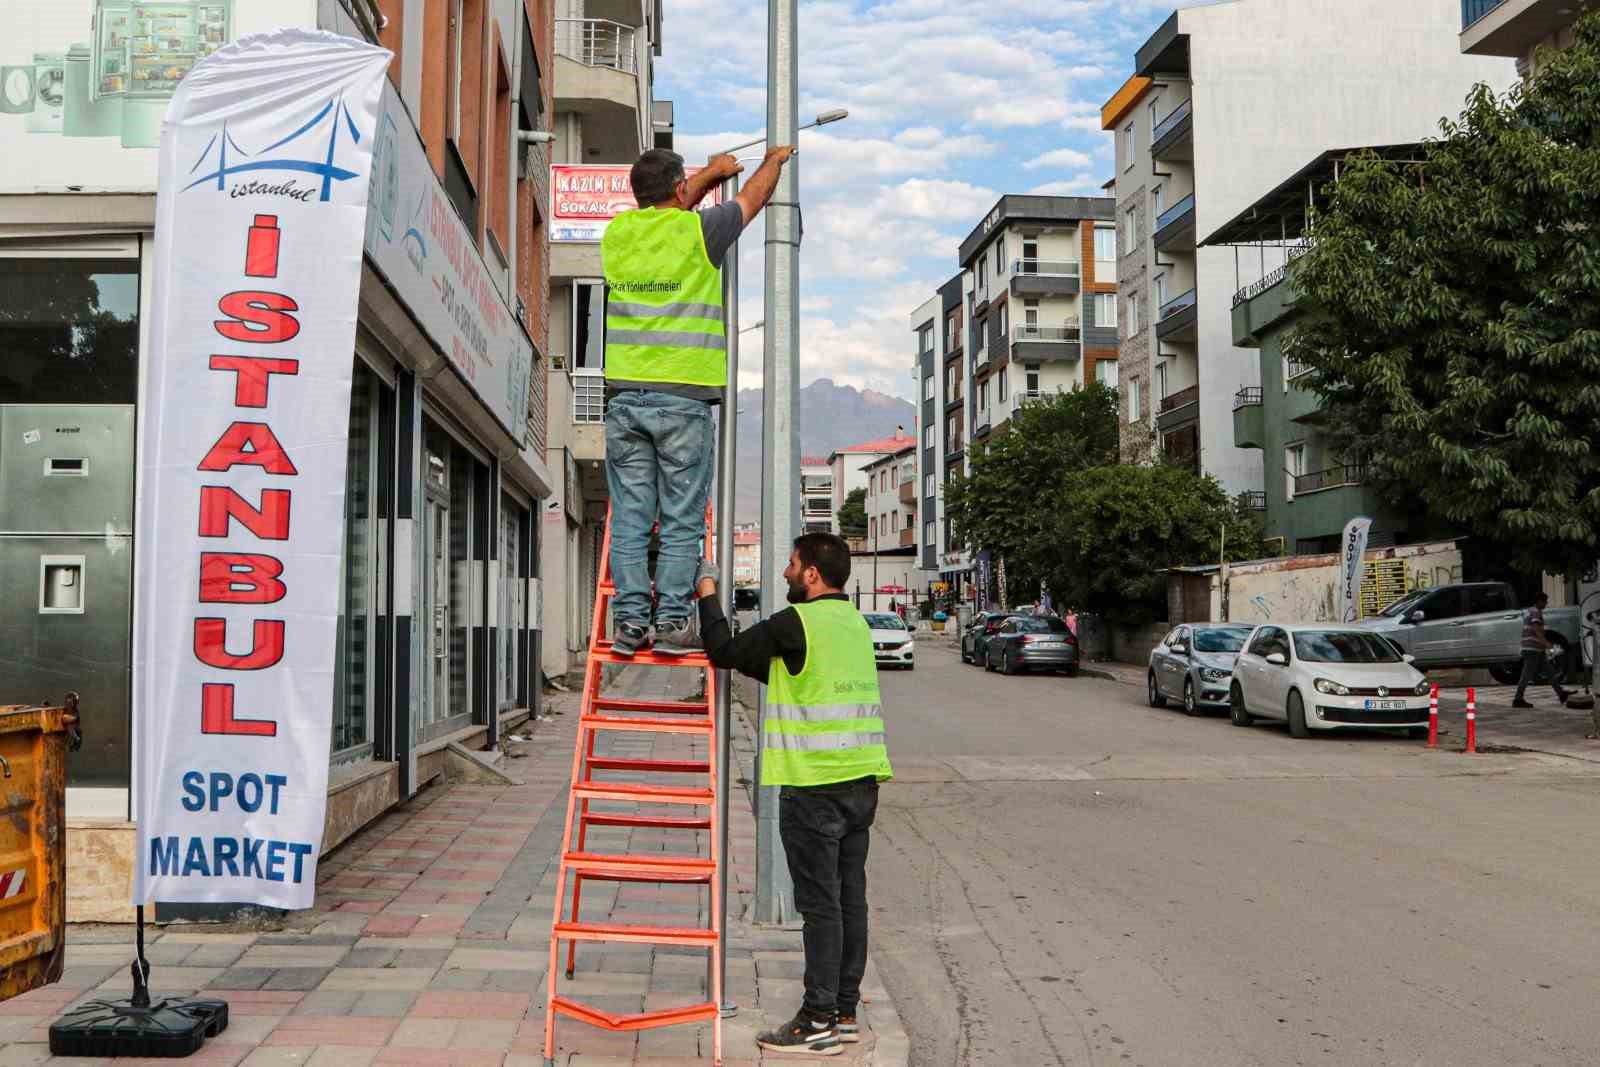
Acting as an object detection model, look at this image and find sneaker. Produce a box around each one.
[836,1012,860,1043]
[1512,699,1534,709]
[653,616,702,656]
[756,1011,841,1056]
[612,620,652,657]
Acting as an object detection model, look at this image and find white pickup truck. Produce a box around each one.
[1358,581,1581,683]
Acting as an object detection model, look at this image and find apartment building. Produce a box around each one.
[1461,0,1587,73]
[0,0,555,919]
[1102,0,1512,494]
[910,196,1116,603]
[801,456,835,534]
[828,431,916,544]
[538,0,672,677]
[1207,148,1418,555]
[733,524,760,587]
[862,445,917,555]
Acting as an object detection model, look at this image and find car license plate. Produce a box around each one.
[1365,699,1407,711]
[1034,642,1064,649]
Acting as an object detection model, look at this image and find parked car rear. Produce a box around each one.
[985,616,1079,676]
[961,611,1023,665]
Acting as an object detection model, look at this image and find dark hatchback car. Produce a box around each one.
[985,616,1079,676]
[961,611,1024,665]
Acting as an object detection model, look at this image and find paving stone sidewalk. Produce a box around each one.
[0,668,908,1067]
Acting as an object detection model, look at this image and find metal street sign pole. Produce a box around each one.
[713,173,740,1015]
[756,0,800,926]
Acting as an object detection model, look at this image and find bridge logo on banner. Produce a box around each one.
[133,29,391,911]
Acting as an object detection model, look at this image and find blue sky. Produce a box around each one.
[654,0,1176,401]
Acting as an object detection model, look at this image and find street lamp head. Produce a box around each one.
[814,108,849,126]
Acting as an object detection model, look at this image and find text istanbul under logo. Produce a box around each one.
[184,95,368,203]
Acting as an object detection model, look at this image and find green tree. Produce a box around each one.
[836,486,867,539]
[945,385,1120,598]
[1040,465,1263,627]
[1284,14,1600,577]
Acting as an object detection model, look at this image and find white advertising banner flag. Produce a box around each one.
[1338,516,1374,623]
[133,28,390,909]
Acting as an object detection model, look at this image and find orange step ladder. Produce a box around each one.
[543,505,723,1065]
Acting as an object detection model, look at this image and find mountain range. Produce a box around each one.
[732,378,917,523]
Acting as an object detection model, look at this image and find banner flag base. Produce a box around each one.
[48,906,229,1058]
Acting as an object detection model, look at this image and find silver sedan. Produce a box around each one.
[1147,623,1255,716]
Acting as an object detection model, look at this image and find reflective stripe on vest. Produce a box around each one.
[762,600,893,788]
[601,208,727,388]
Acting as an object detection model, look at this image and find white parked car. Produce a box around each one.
[862,612,915,670]
[1229,624,1432,738]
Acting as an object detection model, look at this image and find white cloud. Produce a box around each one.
[1023,147,1095,171]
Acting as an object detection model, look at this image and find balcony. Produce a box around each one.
[555,18,645,158]
[1010,323,1082,364]
[900,528,915,548]
[974,408,992,437]
[557,18,637,71]
[1462,0,1507,28]
[1232,243,1307,346]
[1012,390,1045,413]
[899,479,916,506]
[945,390,963,412]
[1009,260,1081,299]
[1155,383,1199,433]
[1153,193,1196,253]
[1461,0,1573,60]
[1150,98,1193,162]
[1294,464,1366,496]
[1155,287,1198,344]
[974,343,991,371]
[1233,386,1264,449]
[1240,490,1267,512]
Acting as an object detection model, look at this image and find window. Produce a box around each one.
[489,52,512,259]
[923,374,935,401]
[918,323,934,354]
[1129,376,1143,421]
[1418,588,1466,622]
[924,472,935,497]
[891,511,899,532]
[1093,225,1117,266]
[994,236,1004,276]
[978,378,989,409]
[1123,207,1139,250]
[1154,272,1167,308]
[998,367,1008,402]
[977,258,987,291]
[870,517,877,540]
[1026,368,1039,394]
[1122,123,1135,169]
[1094,293,1117,328]
[1024,299,1039,328]
[0,258,139,404]
[1022,239,1038,272]
[924,424,935,448]
[1155,360,1168,402]
[1467,585,1511,615]
[1096,360,1119,389]
[925,520,936,547]
[1149,100,1159,147]
[1152,184,1164,218]
[1285,442,1306,499]
[998,301,1008,336]
[1126,293,1141,336]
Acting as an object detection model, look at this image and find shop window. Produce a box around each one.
[421,418,483,738]
[498,494,526,711]
[0,259,138,404]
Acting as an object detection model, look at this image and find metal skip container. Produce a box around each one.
[0,697,80,1003]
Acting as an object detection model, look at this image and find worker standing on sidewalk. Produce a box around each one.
[601,144,795,657]
[695,532,893,1057]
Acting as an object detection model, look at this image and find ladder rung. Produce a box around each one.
[553,920,717,947]
[571,782,713,805]
[580,715,711,735]
[582,812,712,831]
[565,853,714,882]
[593,696,709,715]
[550,995,719,1032]
[589,648,712,668]
[586,757,710,774]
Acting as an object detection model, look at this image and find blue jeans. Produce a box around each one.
[604,390,714,625]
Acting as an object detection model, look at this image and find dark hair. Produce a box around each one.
[630,149,686,206]
[793,532,851,589]
[1534,591,1551,605]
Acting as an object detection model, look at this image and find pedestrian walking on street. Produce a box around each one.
[1515,591,1572,708]
[601,144,794,657]
[695,532,893,1056]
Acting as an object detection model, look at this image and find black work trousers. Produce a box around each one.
[778,776,879,1019]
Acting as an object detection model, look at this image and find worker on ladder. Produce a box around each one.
[695,532,894,1057]
[600,143,795,657]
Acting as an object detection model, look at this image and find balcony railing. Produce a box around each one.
[1013,324,1082,343]
[1151,98,1192,144]
[974,344,990,369]
[572,369,605,423]
[1233,386,1263,411]
[1285,360,1313,382]
[1294,464,1366,495]
[899,528,915,547]
[1159,384,1200,414]
[1160,288,1198,321]
[1232,241,1311,308]
[1156,193,1196,234]
[1461,0,1506,30]
[556,18,638,72]
[1240,490,1268,512]
[1010,260,1081,278]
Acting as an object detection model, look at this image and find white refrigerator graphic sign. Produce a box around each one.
[133,28,389,908]
[1338,516,1374,624]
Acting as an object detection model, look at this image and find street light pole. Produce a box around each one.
[713,172,740,1018]
[755,0,801,926]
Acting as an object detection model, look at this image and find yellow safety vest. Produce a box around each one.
[600,207,727,388]
[762,599,894,788]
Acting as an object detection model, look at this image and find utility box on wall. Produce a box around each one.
[0,405,134,787]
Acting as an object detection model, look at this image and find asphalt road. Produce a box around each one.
[866,640,1600,1067]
